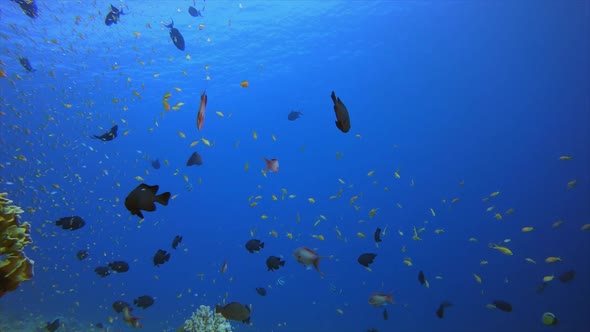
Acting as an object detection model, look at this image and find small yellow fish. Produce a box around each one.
[260,214,268,220]
[178,131,186,138]
[451,198,460,204]
[489,243,513,255]
[286,233,293,240]
[134,176,144,181]
[434,228,444,234]
[201,138,211,146]
[552,220,564,228]
[369,208,379,218]
[312,234,325,241]
[545,257,562,263]
[394,169,400,179]
[403,257,412,266]
[559,156,572,160]
[473,273,482,284]
[480,260,488,265]
[216,111,224,117]
[336,309,344,315]
[543,275,554,282]
[308,198,316,204]
[581,224,590,231]
[357,232,366,238]
[412,226,422,241]
[252,131,258,140]
[490,191,500,197]
[430,208,436,217]
[525,258,536,264]
[190,140,199,147]
[244,162,249,172]
[367,170,375,177]
[494,213,503,220]
[567,180,577,189]
[271,194,278,201]
[269,230,278,238]
[521,227,534,232]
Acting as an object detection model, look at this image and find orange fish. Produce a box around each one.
[240,80,249,88]
[293,246,330,275]
[0,69,6,78]
[264,158,279,173]
[163,99,170,112]
[197,89,207,130]
[220,259,228,274]
[123,307,142,328]
[368,292,394,307]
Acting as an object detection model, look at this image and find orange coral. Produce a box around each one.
[0,192,34,298]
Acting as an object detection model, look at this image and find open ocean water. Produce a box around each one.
[1,1,589,331]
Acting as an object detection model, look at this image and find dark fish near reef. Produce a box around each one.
[151,159,161,169]
[18,57,35,72]
[134,295,154,309]
[255,287,266,296]
[45,318,59,332]
[95,323,103,328]
[245,239,264,253]
[287,110,302,121]
[436,301,452,319]
[55,216,85,230]
[266,256,285,271]
[492,300,512,312]
[12,0,38,19]
[92,125,118,141]
[186,152,203,166]
[374,228,382,243]
[172,235,183,249]
[357,253,377,268]
[164,20,185,51]
[216,302,251,324]
[112,300,132,313]
[330,90,350,133]
[76,250,89,260]
[124,183,171,219]
[108,261,129,273]
[94,266,110,277]
[559,270,576,283]
[383,308,388,320]
[188,6,202,17]
[153,249,170,266]
[105,4,125,26]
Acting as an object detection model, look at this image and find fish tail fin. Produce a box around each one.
[156,192,171,206]
[264,158,272,172]
[260,242,265,248]
[279,260,285,267]
[136,211,144,219]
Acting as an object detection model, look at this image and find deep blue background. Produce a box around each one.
[1,1,589,331]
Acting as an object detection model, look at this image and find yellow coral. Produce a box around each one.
[0,192,34,298]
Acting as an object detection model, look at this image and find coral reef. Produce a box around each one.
[0,192,34,298]
[183,305,233,332]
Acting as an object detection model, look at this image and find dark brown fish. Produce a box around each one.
[76,250,89,260]
[112,300,132,313]
[94,266,110,277]
[46,319,59,332]
[55,216,85,230]
[216,302,251,324]
[266,256,285,271]
[331,91,350,133]
[255,287,266,296]
[418,271,426,286]
[153,249,170,266]
[92,125,118,141]
[436,301,452,318]
[357,253,377,268]
[108,261,129,273]
[374,228,382,243]
[186,151,203,166]
[245,239,264,253]
[559,270,576,283]
[492,300,512,312]
[134,295,154,309]
[124,183,171,219]
[172,235,183,249]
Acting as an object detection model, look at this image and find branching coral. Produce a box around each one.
[0,192,34,297]
[183,305,233,332]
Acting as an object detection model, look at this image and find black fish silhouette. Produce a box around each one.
[153,249,170,266]
[76,250,89,260]
[357,253,377,268]
[55,216,85,230]
[45,318,59,332]
[164,20,185,51]
[266,256,285,271]
[331,91,351,133]
[12,0,38,19]
[108,261,129,273]
[186,152,203,166]
[105,4,125,26]
[94,266,110,277]
[18,57,35,72]
[188,6,202,17]
[134,295,154,309]
[124,183,171,219]
[151,159,161,169]
[287,110,302,121]
[92,125,118,141]
[172,235,183,249]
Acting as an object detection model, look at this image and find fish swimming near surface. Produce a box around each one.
[436,301,453,318]
[45,318,59,332]
[368,292,394,307]
[357,253,377,268]
[151,159,161,169]
[187,152,203,166]
[287,110,302,121]
[18,57,35,72]
[76,250,89,260]
[330,91,351,133]
[245,239,264,253]
[153,249,170,266]
[105,4,125,26]
[12,0,38,19]
[197,89,207,130]
[164,19,185,51]
[492,300,512,312]
[264,158,279,173]
[293,246,330,275]
[172,235,183,249]
[55,216,85,230]
[92,125,118,141]
[112,300,132,313]
[124,183,171,219]
[108,261,129,273]
[134,295,154,309]
[255,287,267,296]
[216,302,251,324]
[266,256,285,271]
[94,266,111,277]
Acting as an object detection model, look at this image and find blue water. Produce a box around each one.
[1,1,589,331]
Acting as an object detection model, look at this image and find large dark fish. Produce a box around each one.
[164,20,185,51]
[188,6,202,17]
[76,250,89,260]
[55,216,85,230]
[172,235,183,249]
[94,266,110,277]
[12,0,38,19]
[112,300,132,313]
[330,91,351,133]
[266,256,285,271]
[255,287,266,296]
[186,151,203,166]
[124,183,171,219]
[108,261,129,273]
[492,300,512,312]
[134,295,154,309]
[357,253,377,268]
[216,302,251,324]
[287,110,302,121]
[245,239,264,253]
[92,125,118,141]
[18,57,35,72]
[105,4,125,26]
[151,159,161,169]
[374,228,382,243]
[45,318,59,332]
[418,271,426,286]
[153,249,170,266]
[436,301,452,319]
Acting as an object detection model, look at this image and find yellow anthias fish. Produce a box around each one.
[521,227,534,232]
[543,275,554,282]
[545,257,562,263]
[489,243,513,256]
[473,273,482,284]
